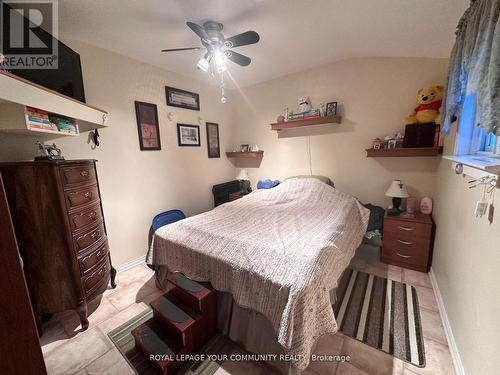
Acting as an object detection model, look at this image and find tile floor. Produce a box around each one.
[40,245,456,375]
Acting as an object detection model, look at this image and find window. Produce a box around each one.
[455,93,500,158]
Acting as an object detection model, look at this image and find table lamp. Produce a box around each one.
[385,180,409,216]
[236,169,251,194]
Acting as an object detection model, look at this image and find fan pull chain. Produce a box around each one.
[220,74,227,103]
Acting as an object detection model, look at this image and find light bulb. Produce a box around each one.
[221,96,227,104]
[197,57,209,72]
[214,51,227,73]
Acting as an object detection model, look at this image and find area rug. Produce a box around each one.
[333,268,425,367]
[108,308,234,375]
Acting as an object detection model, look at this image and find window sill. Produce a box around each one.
[443,154,500,174]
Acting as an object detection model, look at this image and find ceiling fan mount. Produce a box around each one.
[161,20,260,71]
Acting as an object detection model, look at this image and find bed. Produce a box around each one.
[147,177,369,371]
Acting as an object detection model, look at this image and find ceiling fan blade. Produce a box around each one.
[161,47,202,52]
[186,21,208,41]
[225,50,251,67]
[224,31,260,48]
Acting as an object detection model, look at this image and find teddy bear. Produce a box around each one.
[403,85,443,125]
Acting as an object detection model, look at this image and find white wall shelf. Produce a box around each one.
[0,71,108,139]
[443,155,500,175]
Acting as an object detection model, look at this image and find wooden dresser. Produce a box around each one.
[381,212,435,272]
[0,159,116,332]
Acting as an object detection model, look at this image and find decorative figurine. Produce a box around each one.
[35,141,64,160]
[297,97,312,113]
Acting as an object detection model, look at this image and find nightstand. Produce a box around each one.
[381,212,435,272]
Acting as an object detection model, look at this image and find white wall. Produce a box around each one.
[0,40,236,267]
[230,57,448,207]
[432,129,500,375]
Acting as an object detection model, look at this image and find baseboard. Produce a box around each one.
[116,255,146,273]
[429,268,466,375]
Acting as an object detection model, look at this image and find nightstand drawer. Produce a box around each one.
[382,245,428,268]
[384,219,431,238]
[383,234,430,252]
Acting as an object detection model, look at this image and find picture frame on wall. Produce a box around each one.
[325,101,338,117]
[134,101,161,151]
[177,124,201,147]
[206,122,220,158]
[165,86,200,111]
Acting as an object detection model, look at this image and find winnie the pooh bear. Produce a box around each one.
[403,85,443,125]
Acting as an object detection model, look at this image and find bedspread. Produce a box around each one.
[147,177,369,370]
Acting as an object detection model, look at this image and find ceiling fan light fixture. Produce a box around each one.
[196,57,209,72]
[214,51,227,73]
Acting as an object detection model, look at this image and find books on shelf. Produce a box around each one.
[25,106,78,134]
[287,109,321,121]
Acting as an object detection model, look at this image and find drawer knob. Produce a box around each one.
[398,226,414,231]
[89,211,97,220]
[397,239,413,245]
[91,230,101,239]
[84,191,93,200]
[80,170,90,177]
[396,252,412,259]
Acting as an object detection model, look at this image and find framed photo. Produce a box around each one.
[166,86,200,111]
[206,122,220,158]
[240,144,250,152]
[325,101,338,117]
[134,101,161,151]
[177,124,200,147]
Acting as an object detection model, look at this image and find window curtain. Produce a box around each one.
[441,0,500,135]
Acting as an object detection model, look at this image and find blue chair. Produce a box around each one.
[148,209,186,248]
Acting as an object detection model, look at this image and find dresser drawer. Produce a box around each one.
[60,164,97,188]
[78,240,108,275]
[68,202,103,232]
[74,221,106,253]
[384,219,431,238]
[82,256,110,294]
[64,185,100,211]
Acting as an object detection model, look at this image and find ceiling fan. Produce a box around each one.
[162,21,260,74]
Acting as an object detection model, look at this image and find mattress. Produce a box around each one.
[147,177,369,369]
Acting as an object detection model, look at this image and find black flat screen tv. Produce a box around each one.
[2,3,86,103]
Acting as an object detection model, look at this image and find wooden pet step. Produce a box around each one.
[166,273,218,344]
[150,293,203,352]
[167,273,216,314]
[131,319,187,375]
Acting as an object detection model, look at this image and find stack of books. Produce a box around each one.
[26,107,57,131]
[52,116,78,134]
[287,109,321,121]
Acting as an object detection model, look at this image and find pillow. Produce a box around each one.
[285,175,334,187]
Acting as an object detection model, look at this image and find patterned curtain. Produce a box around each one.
[441,0,500,135]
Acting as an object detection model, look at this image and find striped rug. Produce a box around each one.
[333,268,425,367]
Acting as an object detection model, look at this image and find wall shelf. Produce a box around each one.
[226,151,264,158]
[366,147,443,157]
[0,71,108,139]
[270,116,341,131]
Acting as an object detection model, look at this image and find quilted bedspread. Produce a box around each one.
[147,177,369,369]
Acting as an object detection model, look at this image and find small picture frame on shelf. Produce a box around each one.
[325,101,338,117]
[177,124,200,146]
[240,144,250,152]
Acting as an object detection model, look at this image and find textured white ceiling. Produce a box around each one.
[58,0,468,88]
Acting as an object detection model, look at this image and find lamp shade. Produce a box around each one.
[385,180,409,198]
[236,169,249,181]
